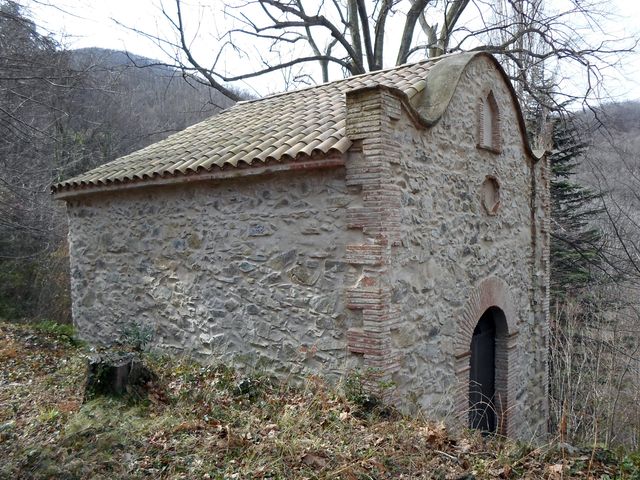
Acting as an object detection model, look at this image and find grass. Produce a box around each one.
[0,319,637,479]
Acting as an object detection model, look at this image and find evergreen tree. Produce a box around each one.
[548,119,604,299]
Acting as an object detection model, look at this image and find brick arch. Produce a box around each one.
[455,277,517,355]
[453,276,519,436]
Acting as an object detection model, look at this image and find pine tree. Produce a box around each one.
[548,119,603,298]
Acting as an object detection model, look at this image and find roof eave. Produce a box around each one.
[53,155,346,201]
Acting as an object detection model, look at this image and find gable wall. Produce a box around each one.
[66,167,362,377]
[388,56,548,437]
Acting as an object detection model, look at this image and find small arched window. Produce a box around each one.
[477,90,501,153]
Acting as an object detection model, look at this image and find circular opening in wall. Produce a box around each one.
[481,176,501,215]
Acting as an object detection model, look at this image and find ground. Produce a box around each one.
[0,320,637,479]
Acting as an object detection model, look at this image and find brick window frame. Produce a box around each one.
[476,90,501,153]
[454,277,519,436]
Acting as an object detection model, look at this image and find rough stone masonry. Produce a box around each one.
[55,52,550,439]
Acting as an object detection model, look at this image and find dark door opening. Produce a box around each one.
[469,308,497,433]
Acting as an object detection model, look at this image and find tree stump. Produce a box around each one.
[84,352,157,402]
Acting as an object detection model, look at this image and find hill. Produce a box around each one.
[0,39,235,322]
[59,47,236,179]
[577,100,640,276]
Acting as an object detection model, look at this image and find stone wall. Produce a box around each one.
[66,167,362,378]
[385,55,548,438]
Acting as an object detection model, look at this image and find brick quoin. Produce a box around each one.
[343,87,405,383]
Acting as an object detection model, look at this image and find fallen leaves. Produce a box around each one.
[420,421,449,448]
[301,451,329,469]
[215,425,247,450]
[0,341,19,360]
[57,399,80,414]
[0,320,635,479]
[547,462,565,479]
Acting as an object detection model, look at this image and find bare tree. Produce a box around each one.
[582,102,640,283]
[0,1,228,321]
[541,98,640,448]
[119,0,636,105]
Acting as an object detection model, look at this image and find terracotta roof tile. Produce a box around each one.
[54,58,438,192]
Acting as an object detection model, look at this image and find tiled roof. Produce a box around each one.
[53,57,442,193]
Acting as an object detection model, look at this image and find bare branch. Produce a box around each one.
[396,0,429,65]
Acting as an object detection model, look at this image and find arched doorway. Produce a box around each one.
[468,306,508,433]
[455,277,519,436]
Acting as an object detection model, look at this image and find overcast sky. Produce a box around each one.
[18,0,640,102]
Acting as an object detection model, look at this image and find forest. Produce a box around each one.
[0,1,234,321]
[2,0,640,477]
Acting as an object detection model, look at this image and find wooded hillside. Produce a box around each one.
[0,0,235,322]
